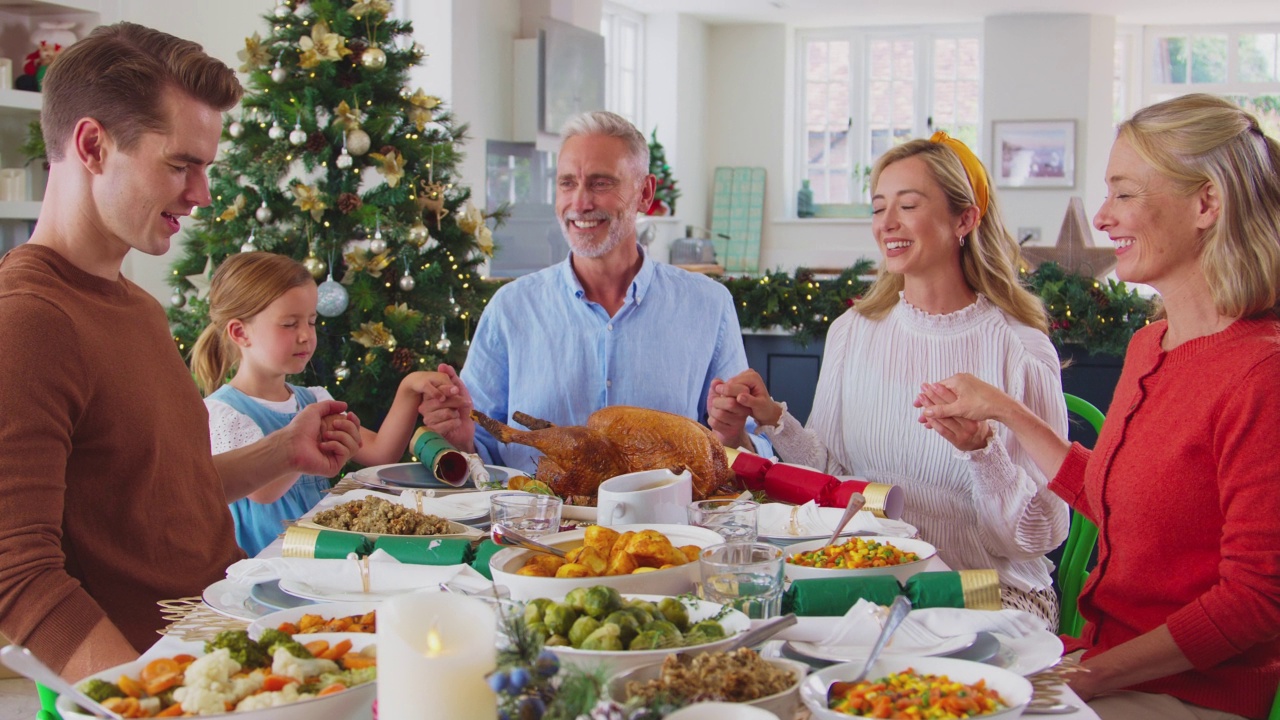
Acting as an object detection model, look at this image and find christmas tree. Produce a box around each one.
[167,0,500,429]
[646,128,680,216]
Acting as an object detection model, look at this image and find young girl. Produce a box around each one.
[190,252,457,556]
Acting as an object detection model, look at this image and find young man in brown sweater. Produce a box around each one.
[0,23,362,680]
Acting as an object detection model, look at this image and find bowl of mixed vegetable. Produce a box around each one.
[519,586,751,674]
[59,630,376,719]
[783,536,936,584]
[800,655,1032,720]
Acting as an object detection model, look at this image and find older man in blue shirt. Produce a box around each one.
[420,111,768,472]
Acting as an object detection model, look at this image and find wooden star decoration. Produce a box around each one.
[185,256,214,300]
[1020,197,1117,278]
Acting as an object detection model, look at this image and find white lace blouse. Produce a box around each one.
[764,294,1070,592]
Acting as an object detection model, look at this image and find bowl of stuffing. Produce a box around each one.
[800,655,1032,719]
[607,648,807,718]
[58,630,376,719]
[782,535,936,585]
[299,495,481,540]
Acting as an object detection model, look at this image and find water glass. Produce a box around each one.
[687,499,759,543]
[698,542,785,619]
[489,493,562,539]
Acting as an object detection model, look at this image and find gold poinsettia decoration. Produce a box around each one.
[384,302,422,323]
[298,21,352,70]
[476,224,494,256]
[368,148,405,188]
[332,100,363,131]
[406,89,443,132]
[238,33,269,72]
[456,201,494,257]
[351,321,394,349]
[348,0,393,19]
[292,183,327,221]
[218,194,247,222]
[342,248,395,283]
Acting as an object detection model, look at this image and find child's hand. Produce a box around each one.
[285,401,362,476]
[416,364,476,452]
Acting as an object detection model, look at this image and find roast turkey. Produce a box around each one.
[471,406,739,503]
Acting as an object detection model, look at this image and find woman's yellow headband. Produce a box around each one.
[930,131,989,221]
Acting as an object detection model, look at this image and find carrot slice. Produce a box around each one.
[304,639,330,656]
[340,654,377,669]
[116,674,145,699]
[145,671,182,696]
[277,621,300,634]
[141,657,180,683]
[261,674,297,692]
[156,702,185,717]
[317,682,347,696]
[172,654,196,665]
[318,639,352,661]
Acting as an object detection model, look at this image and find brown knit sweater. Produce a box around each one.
[0,244,243,671]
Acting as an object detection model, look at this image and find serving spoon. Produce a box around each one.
[0,645,124,719]
[823,492,867,548]
[827,595,912,703]
[490,524,569,558]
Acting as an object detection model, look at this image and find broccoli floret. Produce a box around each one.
[79,678,125,703]
[204,629,270,669]
[258,628,292,648]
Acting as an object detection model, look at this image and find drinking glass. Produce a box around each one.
[698,542,785,619]
[687,499,759,543]
[489,493,563,539]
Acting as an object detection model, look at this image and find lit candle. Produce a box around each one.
[377,592,497,719]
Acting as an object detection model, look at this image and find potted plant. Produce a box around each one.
[851,163,872,217]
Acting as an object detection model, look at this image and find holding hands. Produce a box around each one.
[416,364,476,452]
[706,369,781,448]
[288,400,363,477]
[913,374,1001,452]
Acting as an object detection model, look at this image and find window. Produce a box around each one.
[798,27,982,207]
[601,3,644,129]
[1143,26,1280,138]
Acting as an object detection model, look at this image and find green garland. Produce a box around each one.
[720,261,1154,357]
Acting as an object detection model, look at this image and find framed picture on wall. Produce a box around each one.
[992,120,1076,188]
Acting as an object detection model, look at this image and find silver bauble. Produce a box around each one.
[289,127,307,146]
[170,292,186,308]
[255,203,273,223]
[435,335,452,353]
[228,121,244,138]
[273,2,291,18]
[407,223,430,248]
[271,63,287,83]
[345,129,371,156]
[240,239,258,253]
[316,277,350,317]
[334,361,351,381]
[369,236,387,254]
[335,148,353,169]
[398,273,416,291]
[361,47,387,71]
[303,256,327,280]
[268,121,286,140]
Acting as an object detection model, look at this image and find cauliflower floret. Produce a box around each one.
[271,646,339,682]
[174,649,246,715]
[235,683,315,711]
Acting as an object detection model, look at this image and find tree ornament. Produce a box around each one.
[317,273,350,316]
[436,332,451,354]
[448,289,461,316]
[399,271,415,292]
[369,234,387,255]
[288,123,307,146]
[361,46,387,71]
[270,61,287,83]
[391,347,414,374]
[268,119,286,140]
[334,360,351,382]
[385,335,397,352]
[169,292,186,308]
[407,222,430,248]
[345,128,371,156]
[335,147,353,169]
[228,120,244,138]
[273,1,292,18]
[240,232,258,253]
[303,254,327,280]
[255,202,273,224]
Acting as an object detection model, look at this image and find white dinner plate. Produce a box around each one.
[786,631,977,662]
[757,504,918,545]
[988,629,1065,677]
[201,579,270,622]
[247,600,381,639]
[276,578,438,603]
[348,463,523,495]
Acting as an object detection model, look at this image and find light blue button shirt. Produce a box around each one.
[462,245,771,472]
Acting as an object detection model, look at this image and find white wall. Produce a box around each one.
[644,13,708,242]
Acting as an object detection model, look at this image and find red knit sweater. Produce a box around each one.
[1051,317,1280,719]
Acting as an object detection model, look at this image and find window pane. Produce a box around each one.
[830,41,850,82]
[933,81,956,126]
[957,80,980,122]
[1154,36,1189,83]
[807,130,828,166]
[869,80,891,126]
[1191,35,1227,83]
[1239,34,1280,82]
[808,41,829,80]
[619,24,635,63]
[869,40,891,79]
[957,39,980,80]
[1232,94,1280,139]
[806,83,829,131]
[828,171,850,204]
[828,129,850,167]
[893,40,914,78]
[892,81,915,128]
[935,39,956,80]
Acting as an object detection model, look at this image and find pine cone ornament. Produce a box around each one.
[337,192,363,214]
[306,131,328,154]
[391,347,414,373]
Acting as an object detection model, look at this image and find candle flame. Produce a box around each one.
[424,626,444,656]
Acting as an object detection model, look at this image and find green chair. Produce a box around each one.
[1058,393,1104,638]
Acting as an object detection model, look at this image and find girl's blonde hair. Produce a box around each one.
[189,252,315,395]
[1117,93,1280,319]
[855,139,1049,333]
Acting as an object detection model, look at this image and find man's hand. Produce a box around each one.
[706,369,780,448]
[418,364,476,452]
[914,381,994,452]
[285,400,362,477]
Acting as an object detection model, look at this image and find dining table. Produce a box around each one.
[141,467,1102,720]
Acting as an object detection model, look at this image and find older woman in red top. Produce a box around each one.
[917,93,1280,720]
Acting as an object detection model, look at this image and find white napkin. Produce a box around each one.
[818,599,1046,648]
[757,501,917,539]
[226,549,484,594]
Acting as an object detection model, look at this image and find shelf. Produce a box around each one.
[0,200,40,220]
[0,88,41,115]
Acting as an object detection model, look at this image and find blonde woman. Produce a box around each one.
[709,134,1069,629]
[921,95,1280,719]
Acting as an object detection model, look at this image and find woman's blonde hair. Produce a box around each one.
[1117,93,1280,319]
[855,139,1049,333]
[189,252,315,395]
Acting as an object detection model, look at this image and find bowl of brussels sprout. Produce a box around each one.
[521,587,751,674]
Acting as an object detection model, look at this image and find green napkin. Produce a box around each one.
[373,537,474,565]
[782,576,901,616]
[470,539,503,580]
